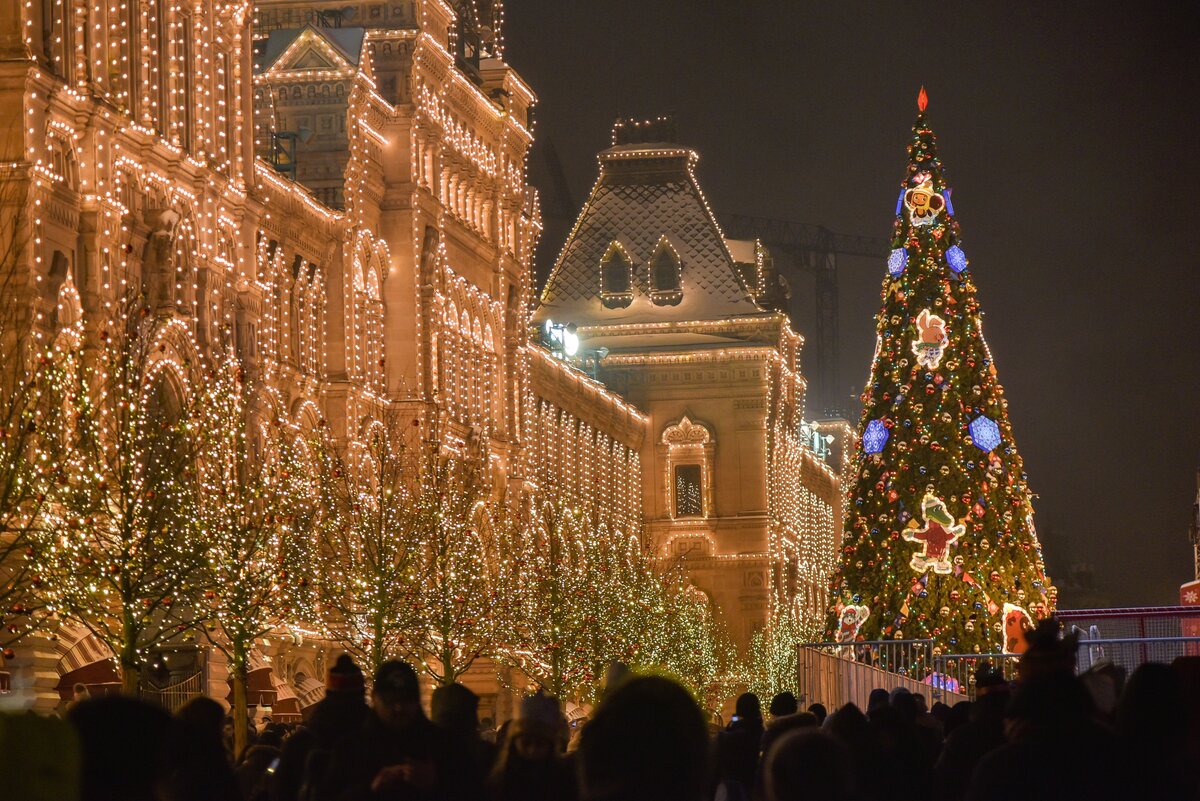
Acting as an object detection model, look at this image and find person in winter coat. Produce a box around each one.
[934,665,1009,801]
[488,692,575,801]
[163,696,243,801]
[319,659,467,801]
[577,675,709,801]
[272,654,370,801]
[431,683,495,790]
[714,693,764,800]
[68,696,174,801]
[967,621,1128,801]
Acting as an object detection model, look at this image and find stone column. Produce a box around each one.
[0,634,62,714]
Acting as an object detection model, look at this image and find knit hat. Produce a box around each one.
[373,660,420,702]
[326,654,365,694]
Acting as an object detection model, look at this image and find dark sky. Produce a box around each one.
[504,1,1200,607]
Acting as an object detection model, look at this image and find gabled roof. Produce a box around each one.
[255,26,367,75]
[536,142,765,329]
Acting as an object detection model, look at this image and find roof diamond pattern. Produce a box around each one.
[538,149,763,326]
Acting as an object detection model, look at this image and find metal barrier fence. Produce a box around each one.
[1058,606,1200,640]
[141,671,205,713]
[1075,636,1200,675]
[800,634,1200,711]
[798,640,970,710]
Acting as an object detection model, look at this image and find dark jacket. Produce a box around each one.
[319,711,470,801]
[273,692,369,801]
[714,717,764,797]
[488,752,577,801]
[934,692,1008,801]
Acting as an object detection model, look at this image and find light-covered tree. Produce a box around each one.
[404,458,495,686]
[0,184,58,651]
[308,415,424,671]
[827,91,1054,655]
[746,601,811,702]
[493,496,597,699]
[37,294,208,692]
[191,356,301,756]
[644,565,740,715]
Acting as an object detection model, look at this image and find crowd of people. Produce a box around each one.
[3,620,1199,801]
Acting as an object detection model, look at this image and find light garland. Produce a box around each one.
[826,96,1054,657]
[1,0,842,711]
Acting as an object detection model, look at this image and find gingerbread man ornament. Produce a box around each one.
[903,492,966,574]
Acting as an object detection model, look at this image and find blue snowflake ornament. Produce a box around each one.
[947,245,968,274]
[968,415,1001,452]
[863,419,889,455]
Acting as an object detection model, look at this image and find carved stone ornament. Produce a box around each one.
[662,414,711,446]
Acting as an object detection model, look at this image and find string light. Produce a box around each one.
[4,0,846,711]
[826,97,1055,658]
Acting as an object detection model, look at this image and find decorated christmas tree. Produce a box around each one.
[827,89,1054,656]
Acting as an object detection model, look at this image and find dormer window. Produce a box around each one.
[600,242,633,308]
[649,237,682,306]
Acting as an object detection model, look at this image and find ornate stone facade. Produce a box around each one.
[0,0,634,715]
[0,0,838,711]
[535,122,844,647]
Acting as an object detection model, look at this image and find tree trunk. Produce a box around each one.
[371,622,384,672]
[120,660,140,695]
[232,642,249,760]
[441,637,454,687]
[120,634,140,695]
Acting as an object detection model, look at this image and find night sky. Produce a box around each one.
[504,1,1200,607]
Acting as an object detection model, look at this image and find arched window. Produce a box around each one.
[49,135,78,190]
[359,257,385,394]
[649,237,682,305]
[600,242,632,308]
[661,415,714,519]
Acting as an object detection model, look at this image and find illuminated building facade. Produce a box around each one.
[535,119,844,647]
[0,0,836,713]
[0,0,637,716]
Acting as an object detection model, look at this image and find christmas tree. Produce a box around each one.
[827,89,1054,656]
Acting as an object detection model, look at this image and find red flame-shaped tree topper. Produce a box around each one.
[918,86,929,113]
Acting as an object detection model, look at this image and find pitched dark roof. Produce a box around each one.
[536,143,765,328]
[255,26,366,74]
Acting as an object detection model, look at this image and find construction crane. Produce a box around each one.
[717,214,890,417]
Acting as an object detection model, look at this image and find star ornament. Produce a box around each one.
[903,492,966,574]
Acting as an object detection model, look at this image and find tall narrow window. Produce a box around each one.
[42,0,72,79]
[600,242,632,308]
[650,237,682,305]
[179,10,194,151]
[124,0,141,115]
[674,464,703,518]
[217,51,233,172]
[151,0,168,134]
